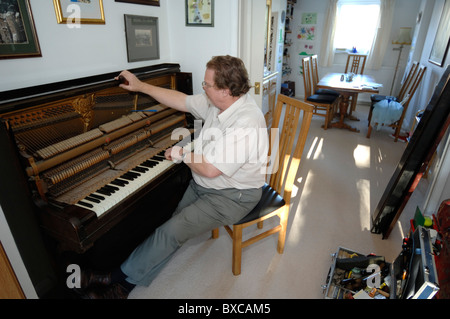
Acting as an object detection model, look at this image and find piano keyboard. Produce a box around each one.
[75,151,173,217]
[75,141,193,217]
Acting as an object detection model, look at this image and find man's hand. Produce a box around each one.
[115,70,143,92]
[165,146,184,163]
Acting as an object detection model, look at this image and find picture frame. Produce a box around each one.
[115,0,160,6]
[185,0,214,27]
[53,0,105,24]
[429,0,450,67]
[0,0,41,59]
[124,15,160,62]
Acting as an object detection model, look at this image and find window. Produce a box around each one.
[333,0,380,54]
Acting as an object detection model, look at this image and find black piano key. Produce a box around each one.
[110,179,126,187]
[90,193,105,200]
[97,188,112,196]
[153,155,165,161]
[129,171,141,177]
[132,166,147,173]
[116,178,129,185]
[141,160,157,168]
[78,200,94,208]
[104,185,119,192]
[85,196,101,204]
[121,173,136,181]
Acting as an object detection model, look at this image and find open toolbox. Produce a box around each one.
[322,226,440,299]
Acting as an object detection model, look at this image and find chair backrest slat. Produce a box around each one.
[398,61,419,101]
[397,64,427,123]
[268,94,313,203]
[345,54,367,75]
[311,55,320,93]
[301,56,313,98]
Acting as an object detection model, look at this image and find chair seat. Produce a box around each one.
[307,94,337,104]
[315,88,340,97]
[235,183,285,225]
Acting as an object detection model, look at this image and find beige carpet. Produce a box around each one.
[128,103,428,299]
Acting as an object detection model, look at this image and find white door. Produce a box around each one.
[237,0,267,108]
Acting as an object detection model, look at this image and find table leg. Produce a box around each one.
[330,94,360,132]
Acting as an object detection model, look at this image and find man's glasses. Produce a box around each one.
[201,81,215,89]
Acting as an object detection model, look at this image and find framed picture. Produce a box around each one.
[124,15,160,62]
[53,0,105,24]
[429,0,450,66]
[185,0,214,27]
[115,0,160,6]
[0,0,41,59]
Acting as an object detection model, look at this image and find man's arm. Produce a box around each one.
[116,70,188,113]
[165,146,222,178]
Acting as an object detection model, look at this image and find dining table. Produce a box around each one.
[317,73,381,132]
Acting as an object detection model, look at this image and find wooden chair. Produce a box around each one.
[302,56,338,129]
[212,94,314,275]
[310,55,340,98]
[345,54,367,75]
[367,64,426,141]
[368,62,419,124]
[345,54,367,115]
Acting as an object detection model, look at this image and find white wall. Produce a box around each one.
[0,0,239,93]
[414,0,450,110]
[167,0,239,94]
[414,0,450,215]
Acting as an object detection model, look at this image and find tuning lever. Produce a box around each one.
[118,75,129,85]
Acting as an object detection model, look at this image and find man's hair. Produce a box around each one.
[206,55,251,97]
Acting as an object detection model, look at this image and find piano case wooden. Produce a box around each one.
[0,64,193,297]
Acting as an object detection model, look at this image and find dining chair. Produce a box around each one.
[368,62,419,124]
[211,94,314,276]
[302,56,339,129]
[310,55,340,98]
[367,63,426,141]
[345,54,367,75]
[345,54,368,115]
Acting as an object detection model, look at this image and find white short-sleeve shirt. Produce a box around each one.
[186,93,269,190]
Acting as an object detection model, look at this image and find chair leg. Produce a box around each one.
[232,225,243,276]
[277,210,288,254]
[368,104,374,126]
[393,120,404,142]
[212,228,219,239]
[367,124,372,138]
[326,108,331,130]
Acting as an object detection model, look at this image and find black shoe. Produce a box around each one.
[80,269,112,289]
[84,283,131,299]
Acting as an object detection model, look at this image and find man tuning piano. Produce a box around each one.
[81,55,269,299]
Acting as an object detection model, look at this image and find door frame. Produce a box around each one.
[237,0,267,108]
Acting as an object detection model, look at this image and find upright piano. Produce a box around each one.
[0,64,193,297]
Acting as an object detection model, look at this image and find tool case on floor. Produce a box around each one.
[322,226,439,299]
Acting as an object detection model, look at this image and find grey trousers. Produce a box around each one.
[120,179,262,286]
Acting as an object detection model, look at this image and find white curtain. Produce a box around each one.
[319,0,338,67]
[319,0,395,69]
[366,0,395,69]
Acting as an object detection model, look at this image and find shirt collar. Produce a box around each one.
[217,94,246,124]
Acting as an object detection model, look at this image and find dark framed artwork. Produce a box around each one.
[115,0,160,6]
[124,15,160,62]
[0,0,41,59]
[185,0,214,27]
[53,0,105,24]
[429,0,450,66]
